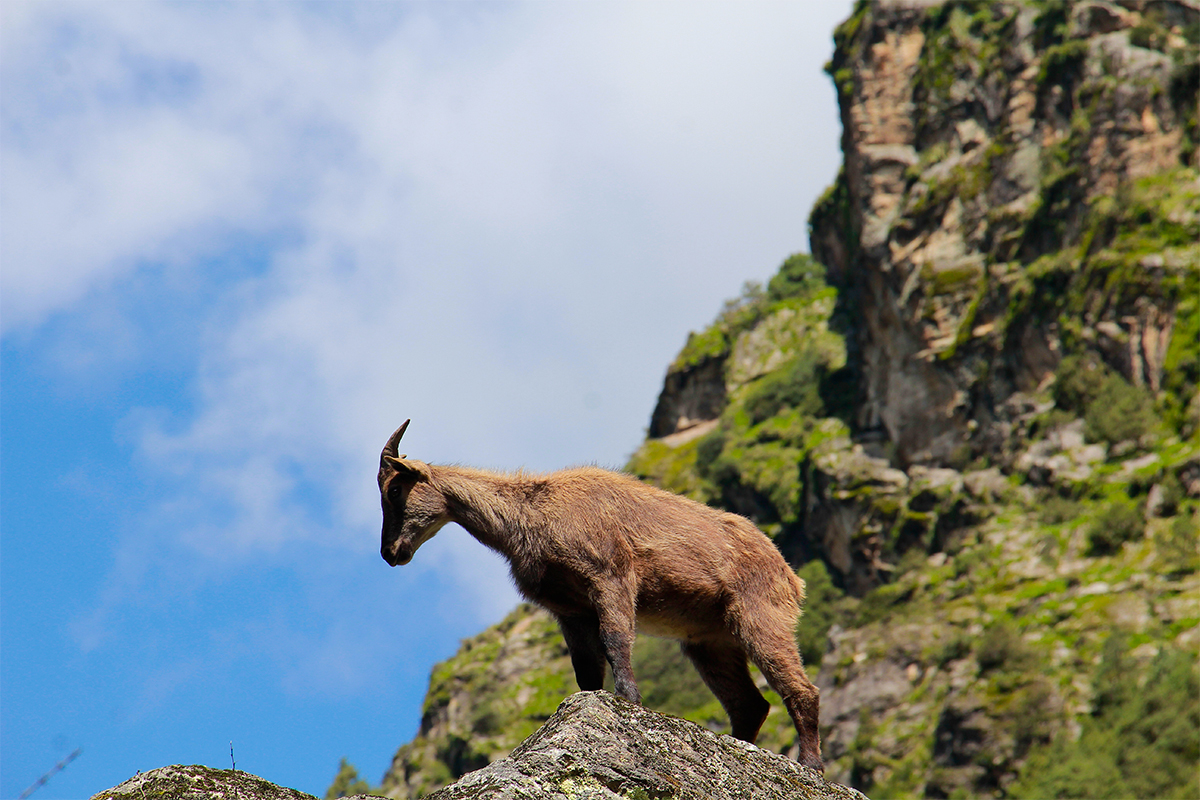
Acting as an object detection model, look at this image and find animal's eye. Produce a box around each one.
[388,485,405,503]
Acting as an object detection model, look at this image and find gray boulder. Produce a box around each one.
[88,764,381,800]
[427,691,868,800]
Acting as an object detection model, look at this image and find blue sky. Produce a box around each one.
[0,2,852,797]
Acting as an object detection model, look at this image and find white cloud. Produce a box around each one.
[5,0,852,648]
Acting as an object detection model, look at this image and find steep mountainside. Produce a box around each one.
[342,2,1200,799]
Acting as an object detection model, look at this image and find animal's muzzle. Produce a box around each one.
[382,543,411,567]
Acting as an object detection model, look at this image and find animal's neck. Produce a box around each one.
[433,466,527,558]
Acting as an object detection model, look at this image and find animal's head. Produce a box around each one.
[378,420,450,567]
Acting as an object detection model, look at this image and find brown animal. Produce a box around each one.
[377,420,822,771]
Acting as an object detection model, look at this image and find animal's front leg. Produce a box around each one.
[593,589,640,704]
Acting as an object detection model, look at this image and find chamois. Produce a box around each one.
[378,420,822,771]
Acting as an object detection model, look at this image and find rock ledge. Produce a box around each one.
[427,691,868,800]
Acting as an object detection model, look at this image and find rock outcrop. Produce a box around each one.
[426,692,866,800]
[89,764,380,800]
[648,355,727,440]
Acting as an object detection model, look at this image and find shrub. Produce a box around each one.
[1085,501,1144,556]
[672,281,768,370]
[1083,373,1158,444]
[976,621,1035,674]
[630,636,714,718]
[1155,511,1200,575]
[929,629,972,667]
[853,580,914,626]
[766,253,828,303]
[1053,353,1108,414]
[325,759,372,799]
[794,560,845,667]
[1155,470,1184,517]
[1050,351,1160,445]
[693,428,726,473]
[1040,494,1084,524]
[743,351,825,425]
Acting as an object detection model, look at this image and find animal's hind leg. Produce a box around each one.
[680,641,770,743]
[736,613,823,771]
[557,614,607,691]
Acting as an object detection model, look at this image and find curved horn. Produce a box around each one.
[382,419,411,463]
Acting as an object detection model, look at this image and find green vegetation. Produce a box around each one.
[743,352,826,425]
[620,222,1198,797]
[1012,637,1200,799]
[1052,353,1161,446]
[1053,353,1110,416]
[672,254,842,374]
[324,759,373,799]
[826,0,871,100]
[1051,352,1161,448]
[1156,510,1200,576]
[1083,374,1159,446]
[636,252,851,537]
[975,621,1036,674]
[1162,277,1200,436]
[671,280,767,371]
[795,560,846,667]
[911,2,1017,141]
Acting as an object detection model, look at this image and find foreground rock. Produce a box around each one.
[89,695,864,800]
[426,691,867,800]
[89,764,380,800]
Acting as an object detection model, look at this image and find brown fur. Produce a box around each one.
[377,421,822,770]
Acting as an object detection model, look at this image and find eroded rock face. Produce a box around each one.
[811,0,1199,465]
[648,355,727,438]
[426,692,868,800]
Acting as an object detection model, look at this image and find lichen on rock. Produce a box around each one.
[90,765,377,800]
[424,692,867,800]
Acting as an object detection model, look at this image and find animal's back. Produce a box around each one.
[543,467,803,636]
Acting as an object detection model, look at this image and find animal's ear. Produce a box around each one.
[384,456,431,482]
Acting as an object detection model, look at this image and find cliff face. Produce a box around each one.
[363,2,1199,799]
[809,0,1198,466]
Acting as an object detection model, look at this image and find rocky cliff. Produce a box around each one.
[360,2,1199,799]
[809,0,1197,466]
